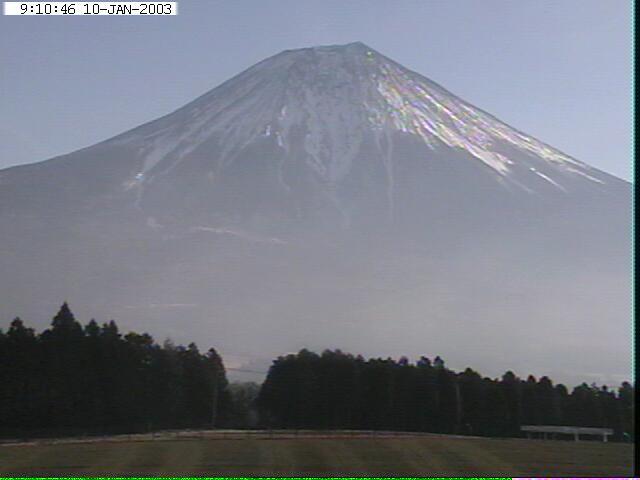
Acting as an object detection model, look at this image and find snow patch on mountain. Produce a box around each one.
[192,226,287,245]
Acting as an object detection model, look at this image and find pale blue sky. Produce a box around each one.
[0,0,632,180]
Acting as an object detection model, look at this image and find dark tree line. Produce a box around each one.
[257,349,634,440]
[1,307,634,441]
[0,304,229,438]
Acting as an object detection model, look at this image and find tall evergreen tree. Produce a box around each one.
[0,304,230,437]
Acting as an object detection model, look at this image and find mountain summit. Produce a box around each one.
[114,41,600,187]
[1,42,626,231]
[99,41,618,226]
[0,43,630,384]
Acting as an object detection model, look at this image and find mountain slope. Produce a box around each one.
[0,42,630,385]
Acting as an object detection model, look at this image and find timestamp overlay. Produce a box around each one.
[3,2,177,15]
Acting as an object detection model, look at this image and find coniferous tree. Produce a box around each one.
[618,382,634,440]
[0,304,230,437]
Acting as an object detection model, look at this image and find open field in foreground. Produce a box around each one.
[0,431,633,476]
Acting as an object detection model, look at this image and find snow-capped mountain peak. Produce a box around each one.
[110,42,604,197]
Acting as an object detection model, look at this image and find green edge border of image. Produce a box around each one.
[0,477,514,480]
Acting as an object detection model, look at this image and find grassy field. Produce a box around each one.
[0,432,633,476]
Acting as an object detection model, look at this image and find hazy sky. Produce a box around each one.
[0,0,632,180]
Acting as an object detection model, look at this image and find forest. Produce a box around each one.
[0,304,229,437]
[0,304,634,440]
[258,349,634,439]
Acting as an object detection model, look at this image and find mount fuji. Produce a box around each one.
[0,43,630,384]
